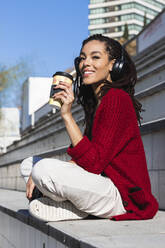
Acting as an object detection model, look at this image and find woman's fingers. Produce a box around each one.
[54,82,72,93]
[26,176,35,199]
[53,82,74,104]
[54,91,74,104]
[52,81,74,116]
[54,90,68,98]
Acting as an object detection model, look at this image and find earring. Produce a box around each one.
[78,76,81,88]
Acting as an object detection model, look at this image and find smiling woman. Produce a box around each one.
[20,34,158,222]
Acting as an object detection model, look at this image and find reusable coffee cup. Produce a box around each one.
[49,71,73,109]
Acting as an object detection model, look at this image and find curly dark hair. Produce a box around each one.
[74,34,142,139]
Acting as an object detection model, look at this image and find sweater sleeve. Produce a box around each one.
[67,89,135,174]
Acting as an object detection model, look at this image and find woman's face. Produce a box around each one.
[79,40,114,85]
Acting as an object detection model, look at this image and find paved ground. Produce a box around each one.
[0,189,165,248]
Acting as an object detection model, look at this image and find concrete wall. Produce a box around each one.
[0,210,70,248]
[134,37,165,209]
[142,129,165,209]
[137,10,165,53]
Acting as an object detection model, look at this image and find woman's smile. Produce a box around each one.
[82,69,95,77]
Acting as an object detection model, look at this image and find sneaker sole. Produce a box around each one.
[29,197,88,222]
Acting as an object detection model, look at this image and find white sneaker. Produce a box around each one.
[29,197,88,222]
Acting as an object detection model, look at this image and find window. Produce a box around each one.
[125,24,142,32]
[144,0,164,9]
[90,18,105,25]
[90,0,106,4]
[121,14,133,21]
[121,3,134,9]
[90,29,105,35]
[115,27,122,32]
[90,8,106,14]
[115,5,121,11]
[121,14,149,22]
[121,3,159,16]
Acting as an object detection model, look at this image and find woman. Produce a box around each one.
[20,34,158,222]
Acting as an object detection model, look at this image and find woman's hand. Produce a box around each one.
[53,81,83,147]
[53,82,74,118]
[26,174,35,200]
[68,159,77,164]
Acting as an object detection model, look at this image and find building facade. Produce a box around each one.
[21,77,53,131]
[0,108,20,153]
[88,0,165,40]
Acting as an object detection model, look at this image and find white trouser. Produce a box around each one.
[20,156,126,218]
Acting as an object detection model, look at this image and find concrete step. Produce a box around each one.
[135,38,165,70]
[135,37,165,65]
[0,189,165,248]
[136,80,165,124]
[134,37,165,93]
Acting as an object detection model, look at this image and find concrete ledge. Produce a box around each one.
[134,37,165,67]
[0,145,69,168]
[140,118,165,135]
[136,81,165,100]
[0,189,165,248]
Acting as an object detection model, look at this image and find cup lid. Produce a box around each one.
[52,71,73,80]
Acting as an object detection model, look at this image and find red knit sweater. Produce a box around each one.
[67,88,158,220]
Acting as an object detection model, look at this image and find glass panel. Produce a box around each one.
[144,0,164,9]
[90,18,105,25]
[90,0,106,3]
[121,2,159,15]
[90,8,106,14]
[90,29,105,35]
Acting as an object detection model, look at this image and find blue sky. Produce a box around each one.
[0,0,89,77]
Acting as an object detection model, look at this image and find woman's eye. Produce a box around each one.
[79,57,85,61]
[92,56,100,59]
